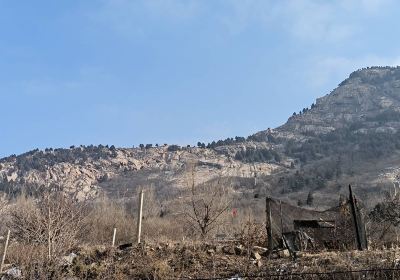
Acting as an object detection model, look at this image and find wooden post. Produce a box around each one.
[266,197,273,255]
[349,185,365,250]
[47,196,52,260]
[136,190,144,244]
[279,200,283,236]
[112,228,117,247]
[0,230,10,273]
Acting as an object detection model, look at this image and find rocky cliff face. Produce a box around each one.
[0,145,280,199]
[255,66,400,140]
[279,67,400,134]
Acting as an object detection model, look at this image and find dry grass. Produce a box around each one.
[52,243,400,279]
[83,197,136,246]
[6,243,65,280]
[2,183,400,279]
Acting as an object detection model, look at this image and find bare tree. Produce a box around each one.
[369,183,400,243]
[184,165,232,238]
[9,186,89,259]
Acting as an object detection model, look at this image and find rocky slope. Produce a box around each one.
[256,66,400,139]
[3,66,400,206]
[0,145,280,199]
[257,66,400,205]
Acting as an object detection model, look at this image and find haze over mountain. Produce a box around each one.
[2,66,400,207]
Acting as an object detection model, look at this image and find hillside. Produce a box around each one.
[0,144,281,200]
[253,66,400,206]
[3,66,400,207]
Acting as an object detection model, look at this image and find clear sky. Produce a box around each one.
[1,0,399,158]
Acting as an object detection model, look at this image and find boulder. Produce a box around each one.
[278,249,290,258]
[251,251,262,260]
[252,246,268,255]
[2,267,22,279]
[62,252,77,266]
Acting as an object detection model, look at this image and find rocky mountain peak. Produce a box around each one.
[275,66,400,136]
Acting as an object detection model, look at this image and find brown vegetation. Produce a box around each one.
[183,166,232,238]
[1,176,400,279]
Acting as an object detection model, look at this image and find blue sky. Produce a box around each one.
[1,0,399,158]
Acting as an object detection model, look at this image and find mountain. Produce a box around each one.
[2,66,400,207]
[256,66,400,138]
[0,144,280,200]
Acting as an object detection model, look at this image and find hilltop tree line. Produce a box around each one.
[337,66,400,87]
[2,145,118,173]
[292,103,315,117]
[8,108,400,173]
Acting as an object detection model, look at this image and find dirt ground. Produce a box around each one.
[43,242,400,279]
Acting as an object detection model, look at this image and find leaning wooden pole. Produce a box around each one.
[0,230,10,273]
[349,185,363,251]
[266,197,273,255]
[136,190,144,244]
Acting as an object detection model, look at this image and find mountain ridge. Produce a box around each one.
[3,66,400,206]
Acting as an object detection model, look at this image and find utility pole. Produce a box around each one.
[136,190,145,244]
